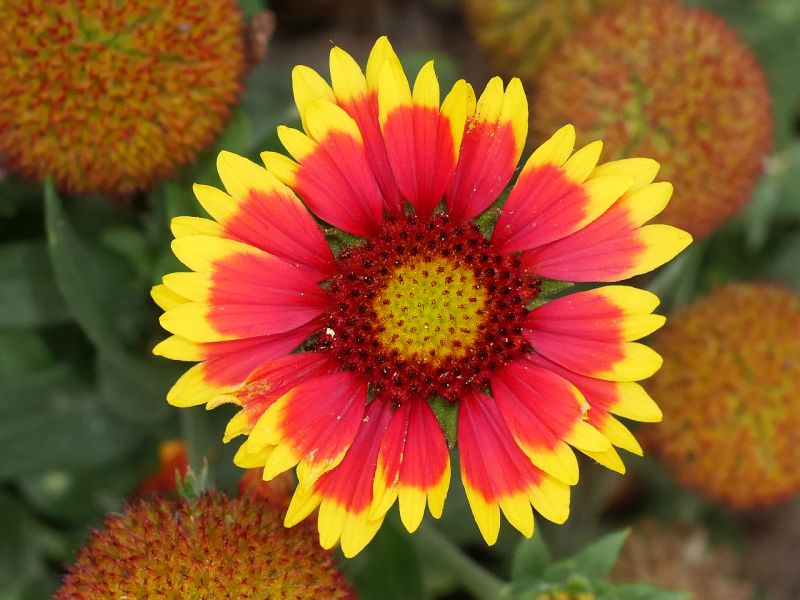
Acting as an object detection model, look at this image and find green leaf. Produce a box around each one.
[0,332,54,383]
[605,582,690,600]
[548,530,630,581]
[0,241,70,328]
[347,519,428,600]
[511,534,551,581]
[96,351,172,424]
[0,366,142,477]
[539,279,575,298]
[429,396,458,449]
[44,179,143,350]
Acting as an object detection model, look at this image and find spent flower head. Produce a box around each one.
[0,0,245,196]
[532,0,773,237]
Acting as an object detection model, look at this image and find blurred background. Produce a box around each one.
[1,0,798,598]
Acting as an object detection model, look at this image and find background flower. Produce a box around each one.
[0,0,246,196]
[644,283,800,508]
[531,0,773,238]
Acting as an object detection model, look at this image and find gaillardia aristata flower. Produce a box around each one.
[153,37,691,556]
[532,0,773,238]
[56,493,353,599]
[0,0,245,196]
[465,0,624,82]
[644,283,800,508]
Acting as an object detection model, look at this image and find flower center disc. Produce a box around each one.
[373,258,488,365]
[319,214,541,403]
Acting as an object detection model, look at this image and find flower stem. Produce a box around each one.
[179,408,215,489]
[413,523,505,600]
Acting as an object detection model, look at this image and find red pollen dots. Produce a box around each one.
[317,214,540,403]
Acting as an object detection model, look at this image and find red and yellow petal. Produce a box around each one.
[491,360,610,485]
[492,125,637,253]
[371,400,451,532]
[161,235,326,342]
[244,371,367,486]
[191,152,335,277]
[521,169,692,281]
[458,391,571,545]
[155,320,321,408]
[526,286,665,343]
[446,77,525,221]
[524,288,665,382]
[285,399,393,558]
[377,60,471,218]
[219,352,340,443]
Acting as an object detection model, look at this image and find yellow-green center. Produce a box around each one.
[373,258,488,365]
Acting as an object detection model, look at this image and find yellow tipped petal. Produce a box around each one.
[223,410,252,442]
[610,382,663,422]
[529,475,570,524]
[152,335,203,361]
[526,442,580,486]
[151,284,188,311]
[412,60,439,109]
[366,35,402,90]
[440,80,472,157]
[584,446,627,474]
[166,363,227,407]
[474,76,505,123]
[590,157,660,192]
[427,461,451,519]
[303,99,362,143]
[499,492,535,538]
[285,487,322,528]
[377,59,412,126]
[317,500,347,549]
[329,46,368,103]
[340,511,384,558]
[192,183,237,224]
[277,125,317,162]
[160,302,230,343]
[499,77,528,153]
[171,215,224,238]
[565,420,612,453]
[601,416,643,456]
[563,140,603,184]
[216,151,274,200]
[398,486,428,533]
[528,124,575,169]
[631,225,694,276]
[260,150,299,186]
[233,440,273,468]
[464,486,501,545]
[161,272,211,302]
[292,65,334,131]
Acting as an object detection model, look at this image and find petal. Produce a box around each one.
[163,320,320,408]
[246,371,367,486]
[522,178,692,281]
[151,284,188,311]
[371,400,451,532]
[458,391,570,545]
[446,77,526,221]
[224,352,340,439]
[285,399,393,558]
[491,360,610,485]
[170,216,224,238]
[492,127,634,253]
[162,236,326,341]
[526,286,665,343]
[292,65,335,132]
[329,39,404,214]
[378,61,471,219]
[193,153,335,276]
[530,354,663,424]
[276,102,384,236]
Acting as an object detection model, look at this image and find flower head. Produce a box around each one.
[644,283,800,508]
[132,439,188,497]
[153,37,691,556]
[611,521,754,599]
[465,0,624,81]
[55,493,354,599]
[0,0,245,196]
[532,0,773,238]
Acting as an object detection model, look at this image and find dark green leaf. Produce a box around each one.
[510,534,551,581]
[605,582,690,600]
[548,530,630,581]
[44,179,144,350]
[0,366,142,477]
[0,331,54,383]
[0,241,69,328]
[348,519,428,600]
[96,352,173,424]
